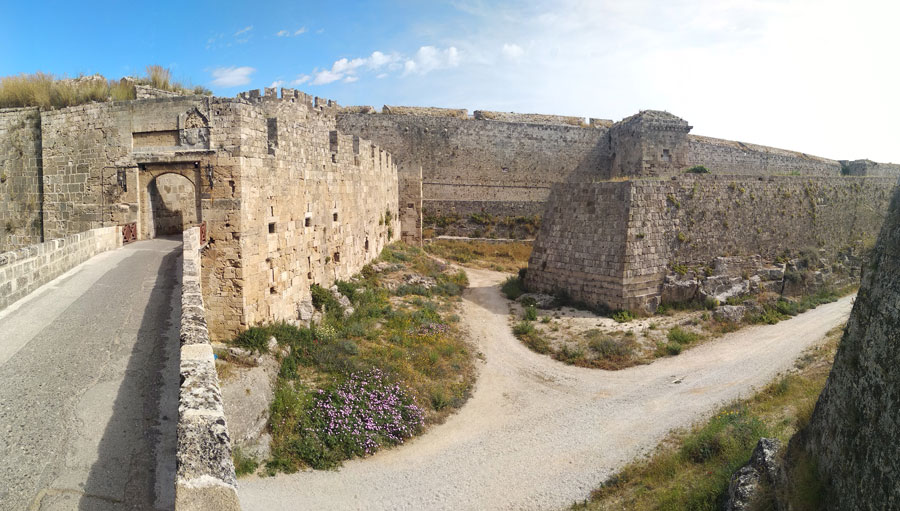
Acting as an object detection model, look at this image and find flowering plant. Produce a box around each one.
[306,368,424,459]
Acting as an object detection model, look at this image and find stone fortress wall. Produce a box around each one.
[0,107,43,248]
[0,88,400,341]
[804,181,900,509]
[336,106,899,237]
[526,175,896,311]
[4,85,900,328]
[335,107,612,225]
[523,109,899,312]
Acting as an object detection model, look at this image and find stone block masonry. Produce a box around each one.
[336,108,611,227]
[0,107,43,252]
[0,226,121,311]
[526,175,897,312]
[804,180,900,509]
[176,227,240,511]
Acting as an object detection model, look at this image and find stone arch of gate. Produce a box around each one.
[137,162,206,239]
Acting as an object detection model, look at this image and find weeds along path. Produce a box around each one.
[237,268,854,511]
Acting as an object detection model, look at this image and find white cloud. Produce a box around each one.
[502,43,524,60]
[234,25,253,36]
[403,46,460,75]
[311,69,343,85]
[300,51,404,86]
[277,27,307,37]
[210,66,256,87]
[292,74,310,86]
[270,80,285,88]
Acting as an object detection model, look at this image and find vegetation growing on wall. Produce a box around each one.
[0,65,212,109]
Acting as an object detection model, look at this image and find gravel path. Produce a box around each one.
[238,268,853,511]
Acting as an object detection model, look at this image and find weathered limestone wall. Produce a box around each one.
[610,110,693,178]
[0,107,43,251]
[175,226,240,511]
[526,175,896,311]
[398,163,423,245]
[804,181,900,509]
[841,158,900,178]
[473,110,593,127]
[687,135,842,176]
[221,89,399,337]
[336,109,610,222]
[0,226,121,311]
[525,181,632,308]
[39,96,209,239]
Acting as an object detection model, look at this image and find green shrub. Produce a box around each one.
[232,446,259,477]
[665,342,683,355]
[668,326,700,345]
[589,336,635,360]
[685,165,710,174]
[523,306,538,321]
[513,321,535,336]
[233,327,271,353]
[611,310,635,323]
[501,275,525,300]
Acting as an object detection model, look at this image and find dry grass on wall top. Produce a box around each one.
[574,326,841,511]
[224,242,477,474]
[0,66,211,109]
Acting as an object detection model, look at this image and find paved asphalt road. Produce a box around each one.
[0,238,181,511]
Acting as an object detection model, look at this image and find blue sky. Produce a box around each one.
[2,0,898,162]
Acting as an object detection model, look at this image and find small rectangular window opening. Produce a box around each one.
[305,217,311,227]
[333,252,341,262]
[333,212,338,222]
[268,222,276,234]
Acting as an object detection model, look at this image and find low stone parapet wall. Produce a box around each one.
[175,226,241,510]
[0,226,121,311]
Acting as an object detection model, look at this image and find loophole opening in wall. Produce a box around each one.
[268,222,276,234]
[333,252,341,263]
[333,212,338,222]
[364,238,369,251]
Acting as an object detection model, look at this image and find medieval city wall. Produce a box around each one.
[524,180,632,307]
[687,135,842,176]
[526,175,896,311]
[336,109,611,224]
[0,107,43,251]
[218,90,400,337]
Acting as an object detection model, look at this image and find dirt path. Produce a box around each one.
[238,268,853,511]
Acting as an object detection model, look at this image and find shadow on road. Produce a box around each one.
[79,246,180,510]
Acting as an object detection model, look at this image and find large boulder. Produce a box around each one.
[661,275,699,303]
[725,438,782,511]
[700,275,749,303]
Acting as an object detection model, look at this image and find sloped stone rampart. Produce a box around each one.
[0,226,121,311]
[176,226,240,511]
[526,175,896,312]
[804,180,900,509]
